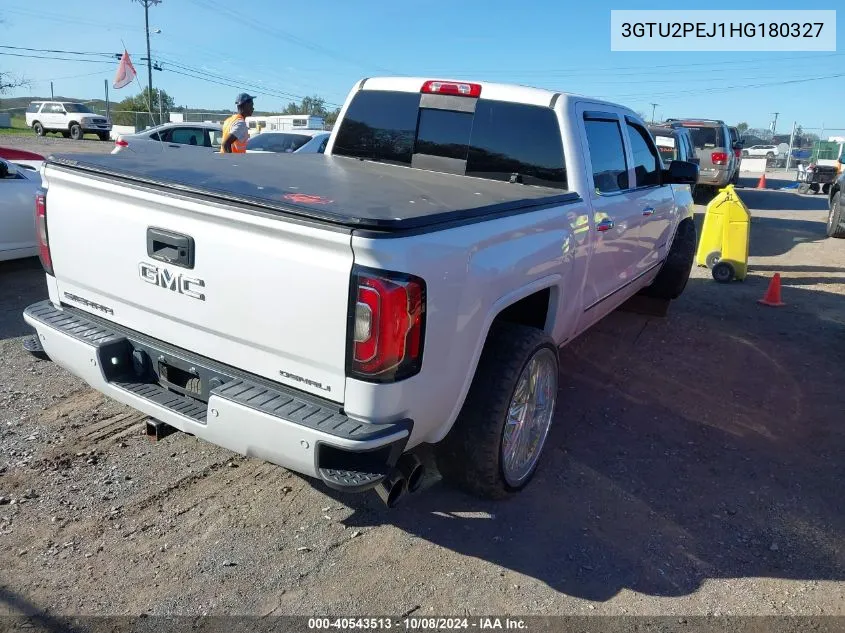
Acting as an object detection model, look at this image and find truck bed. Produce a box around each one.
[45,151,579,232]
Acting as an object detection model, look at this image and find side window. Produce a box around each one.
[27,103,42,114]
[466,100,567,189]
[169,128,203,145]
[52,104,67,114]
[583,116,629,194]
[318,136,329,153]
[626,121,661,188]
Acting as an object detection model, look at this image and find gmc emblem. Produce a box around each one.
[139,262,206,301]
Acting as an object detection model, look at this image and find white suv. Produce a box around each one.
[25,101,112,141]
[743,144,779,158]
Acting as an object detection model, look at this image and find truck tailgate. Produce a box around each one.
[42,164,352,403]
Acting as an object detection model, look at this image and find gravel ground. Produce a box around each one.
[0,136,843,619]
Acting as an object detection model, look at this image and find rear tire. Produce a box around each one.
[32,122,44,136]
[639,219,696,300]
[69,123,83,141]
[435,323,559,500]
[827,192,845,238]
[98,132,109,141]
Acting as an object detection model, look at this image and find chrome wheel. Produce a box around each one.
[500,347,558,487]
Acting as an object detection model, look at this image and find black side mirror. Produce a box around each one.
[732,141,744,150]
[663,159,698,185]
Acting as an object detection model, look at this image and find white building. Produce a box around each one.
[246,114,325,136]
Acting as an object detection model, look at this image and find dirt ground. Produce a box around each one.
[1,136,843,619]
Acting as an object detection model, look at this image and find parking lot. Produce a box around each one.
[1,137,844,618]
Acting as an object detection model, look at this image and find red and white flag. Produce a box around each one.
[113,50,137,89]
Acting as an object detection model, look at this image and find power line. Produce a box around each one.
[423,52,845,77]
[0,45,117,58]
[186,0,397,74]
[0,52,119,64]
[29,69,118,83]
[164,68,343,109]
[157,58,344,107]
[598,71,845,101]
[0,7,136,30]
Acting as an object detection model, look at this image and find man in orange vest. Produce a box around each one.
[220,92,255,153]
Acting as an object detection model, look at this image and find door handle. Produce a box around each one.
[596,218,615,232]
[168,144,181,148]
[146,227,195,269]
[642,207,655,216]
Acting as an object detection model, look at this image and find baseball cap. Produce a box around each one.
[235,92,256,106]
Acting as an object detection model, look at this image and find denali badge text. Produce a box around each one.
[279,370,331,393]
[139,262,206,301]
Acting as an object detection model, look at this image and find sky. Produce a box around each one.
[1,0,843,134]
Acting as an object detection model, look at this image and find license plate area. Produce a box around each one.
[98,338,234,403]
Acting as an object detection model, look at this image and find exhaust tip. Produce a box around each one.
[398,454,426,493]
[375,473,407,508]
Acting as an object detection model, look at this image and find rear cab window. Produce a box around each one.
[27,103,43,114]
[331,89,568,189]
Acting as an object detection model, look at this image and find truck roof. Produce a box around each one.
[45,150,579,233]
[353,76,630,113]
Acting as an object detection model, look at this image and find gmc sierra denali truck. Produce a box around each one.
[23,77,698,505]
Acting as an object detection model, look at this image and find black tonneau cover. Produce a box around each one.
[45,150,580,232]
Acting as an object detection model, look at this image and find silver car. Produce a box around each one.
[112,122,223,155]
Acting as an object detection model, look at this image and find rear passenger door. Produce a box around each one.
[577,108,645,311]
[622,117,676,272]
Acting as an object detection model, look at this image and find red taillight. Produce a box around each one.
[711,151,728,165]
[35,191,53,275]
[421,80,481,98]
[114,139,128,147]
[349,267,426,382]
[734,148,742,158]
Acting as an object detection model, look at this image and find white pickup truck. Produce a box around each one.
[23,77,698,506]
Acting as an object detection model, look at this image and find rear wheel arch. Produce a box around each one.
[430,284,559,445]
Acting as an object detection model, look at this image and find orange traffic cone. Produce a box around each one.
[758,273,786,307]
[756,173,767,189]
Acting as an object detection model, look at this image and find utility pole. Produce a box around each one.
[105,79,110,123]
[650,103,659,124]
[132,0,162,124]
[786,121,796,171]
[50,81,54,100]
[771,112,779,136]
